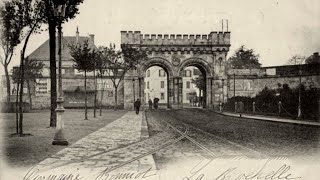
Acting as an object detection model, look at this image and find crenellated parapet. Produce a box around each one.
[121,31,230,47]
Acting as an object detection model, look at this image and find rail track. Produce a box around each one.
[39,110,267,174]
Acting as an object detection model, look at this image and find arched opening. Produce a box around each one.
[182,65,207,108]
[178,58,213,109]
[143,65,170,109]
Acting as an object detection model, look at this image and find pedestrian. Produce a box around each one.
[148,99,153,110]
[134,98,141,115]
[153,97,159,109]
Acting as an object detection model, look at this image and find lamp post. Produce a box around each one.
[52,0,68,146]
[297,67,302,119]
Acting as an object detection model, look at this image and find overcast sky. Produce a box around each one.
[3,0,320,73]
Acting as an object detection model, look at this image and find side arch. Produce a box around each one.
[177,57,213,77]
[139,57,174,77]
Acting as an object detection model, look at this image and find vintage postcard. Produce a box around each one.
[0,0,319,179]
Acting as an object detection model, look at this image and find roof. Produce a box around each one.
[28,36,97,61]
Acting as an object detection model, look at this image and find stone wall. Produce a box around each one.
[18,77,124,109]
[227,64,320,98]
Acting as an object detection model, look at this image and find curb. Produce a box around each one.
[140,111,150,140]
[213,111,320,127]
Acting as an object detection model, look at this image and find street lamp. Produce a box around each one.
[52,0,68,146]
[297,66,302,119]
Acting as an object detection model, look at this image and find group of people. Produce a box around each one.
[148,98,159,110]
[134,97,159,115]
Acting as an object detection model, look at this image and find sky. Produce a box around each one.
[2,0,320,74]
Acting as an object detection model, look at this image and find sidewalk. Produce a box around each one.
[27,111,158,180]
[214,111,320,127]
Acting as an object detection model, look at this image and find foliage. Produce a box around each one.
[0,0,23,66]
[287,55,305,65]
[11,59,44,84]
[227,45,261,69]
[191,74,205,91]
[69,40,96,72]
[224,84,320,120]
[121,44,148,72]
[97,44,148,109]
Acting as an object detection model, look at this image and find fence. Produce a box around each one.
[223,85,320,120]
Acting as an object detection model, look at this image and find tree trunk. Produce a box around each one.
[49,20,57,127]
[27,80,32,110]
[114,86,118,111]
[4,64,11,103]
[100,84,104,116]
[19,53,24,136]
[93,70,97,117]
[84,70,88,120]
[15,81,19,134]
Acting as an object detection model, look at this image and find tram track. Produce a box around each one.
[38,113,190,173]
[38,110,268,175]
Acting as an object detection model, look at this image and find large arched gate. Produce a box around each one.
[121,31,231,109]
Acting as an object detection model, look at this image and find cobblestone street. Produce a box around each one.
[14,109,320,180]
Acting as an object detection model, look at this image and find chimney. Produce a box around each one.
[76,26,79,44]
[89,34,95,44]
[314,52,319,57]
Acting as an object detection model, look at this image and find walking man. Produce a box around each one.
[134,98,141,115]
[148,99,153,110]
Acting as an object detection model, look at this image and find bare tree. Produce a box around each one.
[69,40,96,120]
[100,44,147,110]
[287,55,306,65]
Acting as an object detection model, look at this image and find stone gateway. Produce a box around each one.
[121,31,231,109]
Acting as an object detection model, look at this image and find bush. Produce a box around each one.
[224,84,319,120]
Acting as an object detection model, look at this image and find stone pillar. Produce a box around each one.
[123,76,135,110]
[178,77,183,108]
[168,77,174,109]
[211,77,216,109]
[173,77,177,104]
[139,77,144,106]
[206,77,213,108]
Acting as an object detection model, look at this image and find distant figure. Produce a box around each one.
[237,101,244,117]
[148,99,153,110]
[134,99,141,115]
[153,97,159,109]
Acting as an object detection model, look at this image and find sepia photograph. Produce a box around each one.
[0,0,319,179]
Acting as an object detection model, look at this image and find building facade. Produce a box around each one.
[144,66,200,104]
[1,29,124,109]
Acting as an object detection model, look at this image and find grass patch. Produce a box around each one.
[0,109,127,168]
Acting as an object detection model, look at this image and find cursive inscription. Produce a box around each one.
[182,159,301,180]
[23,166,83,180]
[95,167,157,180]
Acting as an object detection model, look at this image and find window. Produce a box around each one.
[159,69,166,77]
[161,93,165,100]
[147,81,149,89]
[184,70,191,77]
[186,81,190,89]
[147,70,150,77]
[160,81,164,88]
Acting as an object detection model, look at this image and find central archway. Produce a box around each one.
[139,57,174,108]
